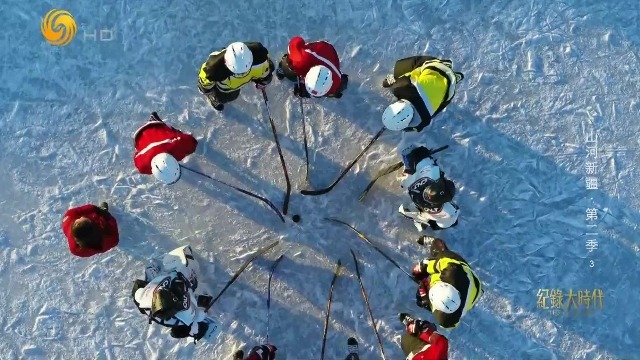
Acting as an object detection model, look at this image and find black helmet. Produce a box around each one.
[151,287,183,321]
[423,178,454,206]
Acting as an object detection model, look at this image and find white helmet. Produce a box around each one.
[305,65,333,97]
[382,99,415,131]
[224,42,253,75]
[151,153,181,185]
[429,282,461,314]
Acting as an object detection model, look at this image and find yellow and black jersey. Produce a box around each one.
[389,56,460,132]
[198,42,274,93]
[419,250,482,329]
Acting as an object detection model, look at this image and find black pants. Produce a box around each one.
[211,87,240,104]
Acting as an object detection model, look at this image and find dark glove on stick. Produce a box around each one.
[415,286,429,308]
[197,295,213,308]
[409,319,437,334]
[293,83,311,98]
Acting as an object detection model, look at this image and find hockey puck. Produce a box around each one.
[292,214,301,223]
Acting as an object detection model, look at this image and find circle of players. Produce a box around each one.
[61,36,483,360]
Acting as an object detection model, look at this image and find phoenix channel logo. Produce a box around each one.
[41,9,77,46]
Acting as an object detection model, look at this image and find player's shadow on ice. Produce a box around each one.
[199,254,355,360]
[196,140,287,208]
[179,161,288,231]
[112,208,181,262]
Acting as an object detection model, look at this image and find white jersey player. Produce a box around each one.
[131,245,220,343]
[398,144,459,231]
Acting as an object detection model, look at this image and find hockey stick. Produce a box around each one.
[359,145,449,201]
[358,161,403,201]
[325,218,417,283]
[301,126,387,196]
[298,78,310,182]
[321,260,342,360]
[181,165,285,223]
[205,240,280,312]
[261,88,291,215]
[351,250,387,360]
[266,254,285,343]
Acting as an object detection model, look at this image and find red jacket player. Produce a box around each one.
[133,112,198,185]
[233,344,277,360]
[276,36,348,98]
[399,313,448,360]
[62,202,119,257]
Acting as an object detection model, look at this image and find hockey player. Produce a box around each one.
[198,42,275,111]
[412,236,483,329]
[132,245,220,343]
[276,36,348,98]
[398,144,459,231]
[381,56,463,132]
[398,313,448,360]
[233,344,277,360]
[133,112,198,185]
[62,202,118,257]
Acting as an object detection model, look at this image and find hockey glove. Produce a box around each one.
[415,287,429,308]
[293,83,311,98]
[382,74,396,88]
[197,295,213,308]
[255,65,274,89]
[326,74,349,98]
[409,319,437,334]
[339,74,349,92]
[255,74,272,90]
[246,345,277,360]
[170,325,191,339]
[429,238,449,258]
[403,146,432,174]
[96,201,109,214]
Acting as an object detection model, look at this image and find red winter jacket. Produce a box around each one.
[133,121,198,174]
[245,344,277,360]
[288,36,342,96]
[62,205,119,257]
[407,325,449,360]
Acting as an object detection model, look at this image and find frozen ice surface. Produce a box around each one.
[0,0,638,359]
